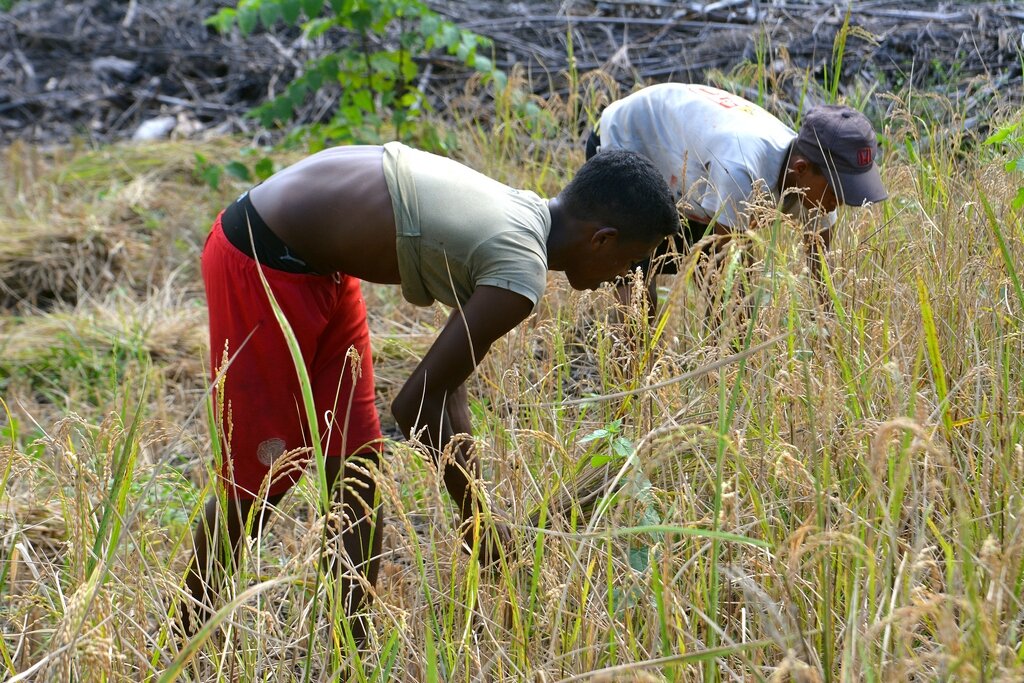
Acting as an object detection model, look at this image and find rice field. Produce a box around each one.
[1,71,1024,682]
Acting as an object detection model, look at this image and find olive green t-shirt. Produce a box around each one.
[381,142,552,309]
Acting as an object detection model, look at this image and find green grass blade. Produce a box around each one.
[247,219,329,510]
[980,190,1024,316]
[157,578,291,682]
[916,277,953,436]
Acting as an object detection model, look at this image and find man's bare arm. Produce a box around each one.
[391,286,532,520]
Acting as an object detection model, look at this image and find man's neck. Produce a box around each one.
[777,139,797,193]
[545,197,569,272]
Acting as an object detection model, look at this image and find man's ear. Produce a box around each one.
[590,225,619,248]
[789,156,810,179]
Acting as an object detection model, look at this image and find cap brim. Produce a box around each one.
[835,166,887,206]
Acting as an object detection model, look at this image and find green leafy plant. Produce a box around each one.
[985,118,1024,210]
[207,0,503,147]
[194,151,276,191]
[580,418,634,468]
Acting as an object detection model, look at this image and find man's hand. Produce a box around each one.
[459,515,513,568]
[391,285,532,532]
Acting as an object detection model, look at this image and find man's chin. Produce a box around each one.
[566,274,601,291]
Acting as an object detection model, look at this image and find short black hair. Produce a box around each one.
[560,149,678,244]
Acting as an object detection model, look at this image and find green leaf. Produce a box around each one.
[401,56,418,81]
[350,7,371,31]
[204,8,237,33]
[199,163,221,190]
[425,625,439,683]
[224,161,252,182]
[400,92,422,110]
[1013,187,1024,212]
[473,54,493,73]
[420,13,439,37]
[628,546,649,572]
[280,0,301,23]
[370,50,400,75]
[259,1,281,27]
[300,0,321,20]
[440,24,461,49]
[984,123,1018,145]
[352,89,374,113]
[272,96,294,122]
[286,79,309,103]
[237,6,259,35]
[303,69,322,93]
[340,105,364,129]
[193,152,221,190]
[491,69,508,91]
[254,157,276,181]
[611,585,643,612]
[603,524,771,548]
[580,428,612,443]
[580,419,621,443]
[252,102,276,128]
[328,0,347,13]
[611,437,634,460]
[371,630,401,683]
[305,16,334,38]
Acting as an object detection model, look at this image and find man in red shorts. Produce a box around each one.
[183,143,678,641]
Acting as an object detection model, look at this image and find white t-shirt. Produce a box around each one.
[598,83,835,232]
[381,142,551,309]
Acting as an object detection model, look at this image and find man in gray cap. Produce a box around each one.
[587,82,887,321]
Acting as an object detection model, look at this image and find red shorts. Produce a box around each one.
[201,212,382,499]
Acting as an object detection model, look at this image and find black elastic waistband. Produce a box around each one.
[221,192,317,274]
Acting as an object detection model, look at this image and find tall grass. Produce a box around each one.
[2,61,1024,682]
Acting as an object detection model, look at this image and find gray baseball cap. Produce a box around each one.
[795,105,887,206]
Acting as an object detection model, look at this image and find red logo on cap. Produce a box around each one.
[857,147,873,166]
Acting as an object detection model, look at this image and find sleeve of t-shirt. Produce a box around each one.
[471,232,548,307]
[702,162,756,231]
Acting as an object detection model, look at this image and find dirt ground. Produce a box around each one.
[1,0,1022,146]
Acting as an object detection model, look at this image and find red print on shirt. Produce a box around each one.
[694,85,742,109]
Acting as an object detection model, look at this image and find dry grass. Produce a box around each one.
[2,70,1024,682]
